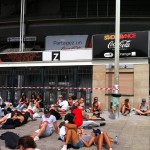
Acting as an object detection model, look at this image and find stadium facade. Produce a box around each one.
[0,0,149,108]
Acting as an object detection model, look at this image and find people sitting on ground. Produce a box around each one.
[18,135,40,150]
[135,98,150,115]
[72,103,105,129]
[89,97,102,110]
[78,97,85,107]
[36,94,43,111]
[16,94,29,110]
[30,93,37,103]
[89,99,105,120]
[31,107,59,141]
[51,95,69,113]
[71,99,79,113]
[61,113,113,150]
[27,96,41,114]
[68,95,77,110]
[120,98,131,116]
[57,95,63,105]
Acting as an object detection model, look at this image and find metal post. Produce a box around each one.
[20,0,25,52]
[110,0,121,119]
[114,0,120,118]
[19,0,23,52]
[114,0,120,86]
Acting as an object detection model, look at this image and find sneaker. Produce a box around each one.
[83,124,93,129]
[61,144,67,150]
[100,123,106,126]
[34,136,39,141]
[100,117,105,121]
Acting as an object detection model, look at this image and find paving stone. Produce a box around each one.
[0,111,150,150]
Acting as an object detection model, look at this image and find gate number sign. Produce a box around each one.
[52,51,60,61]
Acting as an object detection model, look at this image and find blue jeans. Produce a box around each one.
[16,104,25,110]
[73,140,84,148]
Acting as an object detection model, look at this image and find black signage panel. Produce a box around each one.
[93,31,149,59]
[52,51,60,61]
[0,52,42,62]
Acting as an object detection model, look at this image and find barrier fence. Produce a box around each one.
[0,86,119,91]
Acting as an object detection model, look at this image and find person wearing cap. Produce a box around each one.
[135,98,150,115]
[61,113,113,150]
[31,108,59,141]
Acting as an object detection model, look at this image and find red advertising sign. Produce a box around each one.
[0,52,42,62]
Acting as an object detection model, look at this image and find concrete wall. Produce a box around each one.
[93,64,149,110]
[134,64,149,108]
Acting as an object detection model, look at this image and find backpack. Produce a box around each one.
[0,131,20,149]
[1,118,15,129]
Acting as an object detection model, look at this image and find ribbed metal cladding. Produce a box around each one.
[0,66,92,106]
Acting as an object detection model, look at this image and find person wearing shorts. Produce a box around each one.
[31,108,59,141]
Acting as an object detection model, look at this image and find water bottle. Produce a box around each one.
[114,136,119,144]
[0,107,2,117]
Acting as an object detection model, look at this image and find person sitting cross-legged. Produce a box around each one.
[135,98,150,115]
[120,98,131,116]
[31,108,59,141]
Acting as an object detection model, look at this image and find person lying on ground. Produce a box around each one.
[61,113,113,150]
[135,98,150,115]
[120,98,131,116]
[31,107,59,141]
[0,110,17,125]
[0,110,35,129]
[12,110,35,127]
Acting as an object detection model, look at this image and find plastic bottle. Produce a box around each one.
[114,136,119,144]
[0,107,2,117]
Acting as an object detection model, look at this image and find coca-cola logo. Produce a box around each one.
[107,40,131,50]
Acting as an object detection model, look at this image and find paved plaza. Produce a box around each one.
[0,111,150,150]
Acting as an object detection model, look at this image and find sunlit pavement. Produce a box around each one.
[0,110,150,150]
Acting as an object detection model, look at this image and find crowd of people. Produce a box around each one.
[0,93,150,150]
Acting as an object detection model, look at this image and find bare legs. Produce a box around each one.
[0,116,8,125]
[64,129,80,145]
[95,131,112,150]
[121,105,130,116]
[31,122,48,138]
[136,109,150,115]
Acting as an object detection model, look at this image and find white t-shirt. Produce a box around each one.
[41,114,56,128]
[59,100,69,111]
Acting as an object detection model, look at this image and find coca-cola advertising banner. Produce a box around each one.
[93,31,149,59]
